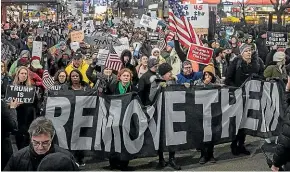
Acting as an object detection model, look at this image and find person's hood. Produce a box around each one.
[151,48,161,56]
[120,49,132,65]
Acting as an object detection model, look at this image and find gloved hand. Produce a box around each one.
[184,83,190,88]
[159,82,167,88]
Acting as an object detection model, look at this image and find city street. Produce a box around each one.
[82,136,272,171]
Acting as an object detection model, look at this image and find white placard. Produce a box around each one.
[139,14,158,30]
[180,4,209,28]
[32,41,42,59]
[114,37,130,57]
[96,49,109,66]
[70,42,80,52]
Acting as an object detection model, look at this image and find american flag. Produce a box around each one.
[166,31,175,42]
[105,46,123,71]
[157,38,167,51]
[42,62,54,89]
[168,0,203,48]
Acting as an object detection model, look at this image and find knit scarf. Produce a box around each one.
[118,82,130,95]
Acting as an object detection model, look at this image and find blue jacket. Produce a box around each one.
[176,72,203,84]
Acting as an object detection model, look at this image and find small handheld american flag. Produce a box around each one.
[105,46,123,71]
[42,61,54,89]
[168,0,203,47]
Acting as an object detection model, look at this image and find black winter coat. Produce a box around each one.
[4,144,75,171]
[1,74,12,99]
[108,81,138,95]
[255,37,269,63]
[120,50,139,85]
[138,70,156,106]
[1,100,18,170]
[225,55,264,87]
[273,119,290,167]
[9,38,23,54]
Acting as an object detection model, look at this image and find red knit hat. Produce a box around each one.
[31,56,41,62]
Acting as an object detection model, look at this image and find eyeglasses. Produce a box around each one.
[32,140,52,148]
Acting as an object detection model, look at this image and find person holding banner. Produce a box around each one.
[149,63,181,170]
[225,43,264,156]
[107,68,137,170]
[12,66,36,150]
[54,69,68,86]
[66,69,91,91]
[120,50,139,85]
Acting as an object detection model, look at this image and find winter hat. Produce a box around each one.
[31,56,43,69]
[59,41,66,46]
[167,41,175,48]
[158,63,173,76]
[37,152,79,171]
[19,50,31,58]
[31,56,41,61]
[151,48,161,56]
[17,57,30,67]
[215,48,225,57]
[203,63,216,76]
[148,58,159,69]
[202,39,208,45]
[208,40,216,48]
[182,60,192,68]
[273,52,286,62]
[239,43,252,55]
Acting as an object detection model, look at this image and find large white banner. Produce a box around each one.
[180,4,209,28]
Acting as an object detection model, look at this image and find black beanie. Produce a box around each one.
[37,152,79,171]
[158,63,173,76]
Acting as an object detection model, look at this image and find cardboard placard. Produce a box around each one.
[148,32,159,41]
[70,30,84,42]
[140,14,158,30]
[5,85,36,103]
[114,37,130,57]
[187,44,213,65]
[32,41,43,59]
[96,49,109,66]
[180,4,209,29]
[266,32,288,47]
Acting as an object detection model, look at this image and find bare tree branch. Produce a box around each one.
[270,0,275,6]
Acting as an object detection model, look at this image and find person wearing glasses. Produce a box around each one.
[4,117,77,171]
[176,60,203,86]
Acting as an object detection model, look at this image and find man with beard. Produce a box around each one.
[4,117,78,171]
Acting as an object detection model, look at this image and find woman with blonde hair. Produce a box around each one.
[13,66,32,86]
[12,66,36,150]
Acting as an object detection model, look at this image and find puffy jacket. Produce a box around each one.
[9,38,23,54]
[264,64,287,81]
[65,60,91,85]
[4,144,75,171]
[176,71,203,84]
[138,70,156,106]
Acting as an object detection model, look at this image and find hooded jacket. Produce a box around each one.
[151,48,166,65]
[65,60,91,84]
[120,50,139,85]
[4,144,75,171]
[9,37,23,54]
[255,33,269,63]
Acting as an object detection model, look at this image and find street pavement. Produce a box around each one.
[82,136,273,171]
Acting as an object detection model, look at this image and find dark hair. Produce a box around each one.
[54,69,68,84]
[202,71,216,83]
[68,69,84,86]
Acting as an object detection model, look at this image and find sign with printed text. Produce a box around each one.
[5,85,36,103]
[180,4,209,28]
[70,42,80,52]
[96,49,109,65]
[266,32,288,47]
[140,14,159,30]
[70,30,85,42]
[32,41,43,59]
[187,44,213,65]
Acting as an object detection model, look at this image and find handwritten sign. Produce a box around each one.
[140,14,158,30]
[96,49,109,65]
[32,41,43,59]
[70,42,80,52]
[266,32,288,47]
[180,4,209,28]
[84,33,122,48]
[5,85,36,103]
[70,30,84,42]
[187,44,213,65]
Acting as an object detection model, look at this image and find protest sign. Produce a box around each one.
[70,42,80,52]
[45,79,283,160]
[114,37,130,57]
[134,19,143,28]
[266,32,288,47]
[70,30,84,42]
[148,32,159,41]
[32,41,43,59]
[5,85,36,103]
[180,4,209,28]
[140,14,159,30]
[49,43,60,55]
[187,44,213,65]
[84,33,122,48]
[96,49,109,65]
[3,23,10,30]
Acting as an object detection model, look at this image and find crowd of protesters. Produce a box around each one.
[1,19,290,171]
